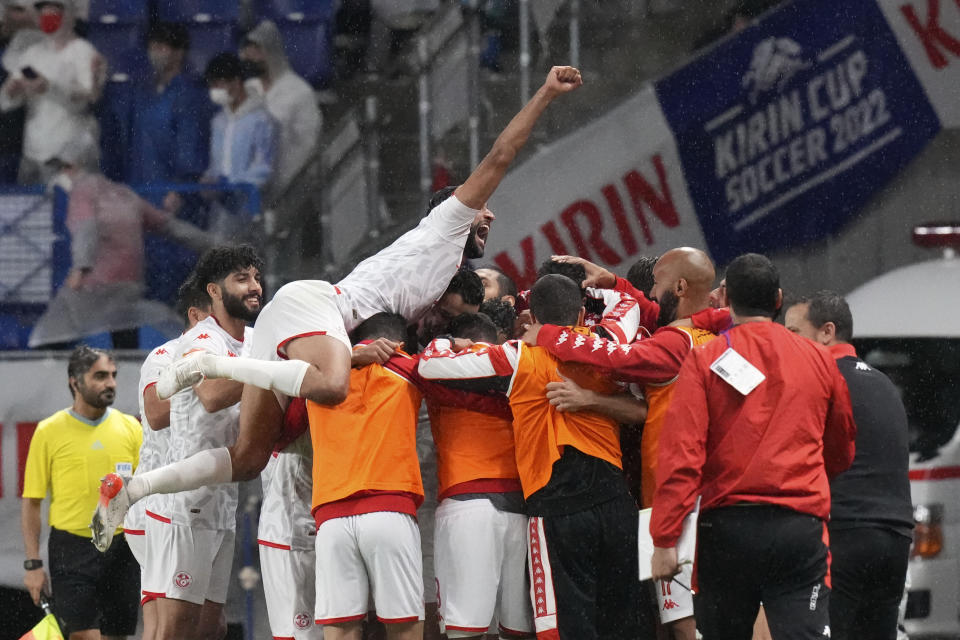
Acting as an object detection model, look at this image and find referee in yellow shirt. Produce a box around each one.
[21,345,143,640]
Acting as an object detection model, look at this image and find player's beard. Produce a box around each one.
[464,223,485,259]
[78,382,115,409]
[222,289,262,322]
[656,289,680,327]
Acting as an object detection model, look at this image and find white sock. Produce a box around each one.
[126,447,233,503]
[201,353,310,398]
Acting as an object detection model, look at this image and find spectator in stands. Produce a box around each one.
[202,51,276,189]
[126,22,210,187]
[240,19,320,202]
[366,0,438,77]
[0,0,41,181]
[0,0,104,184]
[28,133,213,349]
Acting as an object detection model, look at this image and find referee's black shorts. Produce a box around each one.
[48,527,139,636]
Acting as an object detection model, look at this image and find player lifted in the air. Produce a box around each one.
[91,65,585,552]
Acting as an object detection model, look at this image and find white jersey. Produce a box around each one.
[123,337,178,533]
[335,194,478,332]
[257,430,315,551]
[157,316,253,530]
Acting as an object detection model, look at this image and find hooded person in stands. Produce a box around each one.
[28,133,213,349]
[0,0,104,184]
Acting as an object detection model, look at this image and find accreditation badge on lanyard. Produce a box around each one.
[710,332,765,395]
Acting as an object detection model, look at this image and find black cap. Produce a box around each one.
[204,52,243,82]
[148,22,190,51]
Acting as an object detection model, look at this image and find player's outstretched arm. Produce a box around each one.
[455,66,582,210]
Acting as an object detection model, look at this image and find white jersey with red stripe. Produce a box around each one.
[257,430,315,551]
[123,337,178,534]
[156,316,253,530]
[582,287,642,344]
[335,194,479,333]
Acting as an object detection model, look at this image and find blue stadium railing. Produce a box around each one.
[0,181,260,351]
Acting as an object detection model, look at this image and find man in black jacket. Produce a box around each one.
[786,291,914,640]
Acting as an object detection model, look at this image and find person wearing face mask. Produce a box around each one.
[202,51,277,190]
[126,22,211,187]
[28,133,215,350]
[0,0,104,184]
[0,0,43,181]
[239,20,320,201]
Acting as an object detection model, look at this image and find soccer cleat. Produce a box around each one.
[156,351,207,400]
[90,473,131,553]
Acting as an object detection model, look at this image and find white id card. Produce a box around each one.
[710,348,765,395]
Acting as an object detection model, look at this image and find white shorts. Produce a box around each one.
[434,498,533,637]
[315,511,424,625]
[252,280,351,361]
[142,515,235,605]
[655,566,695,624]
[260,544,321,639]
[416,412,438,604]
[125,529,146,567]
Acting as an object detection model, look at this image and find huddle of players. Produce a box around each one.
[115,236,730,640]
[91,62,888,640]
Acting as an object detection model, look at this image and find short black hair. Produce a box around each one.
[205,52,243,82]
[193,245,264,289]
[530,274,582,326]
[175,274,212,325]
[444,268,484,306]
[148,22,190,50]
[480,265,518,300]
[67,345,112,395]
[792,291,854,342]
[448,312,498,344]
[478,298,516,340]
[428,186,458,215]
[538,259,586,296]
[725,253,780,318]
[626,256,659,297]
[351,312,408,345]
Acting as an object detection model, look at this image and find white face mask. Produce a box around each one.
[209,87,230,106]
[244,77,264,98]
[148,50,171,73]
[48,171,73,194]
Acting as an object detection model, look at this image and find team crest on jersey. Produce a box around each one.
[294,613,311,629]
[174,571,192,588]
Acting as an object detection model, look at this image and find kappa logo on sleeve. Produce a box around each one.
[196,333,211,340]
[155,348,167,355]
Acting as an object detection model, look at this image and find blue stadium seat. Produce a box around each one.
[156,0,241,23]
[184,22,237,76]
[88,0,148,24]
[255,0,336,22]
[87,22,149,77]
[278,18,333,86]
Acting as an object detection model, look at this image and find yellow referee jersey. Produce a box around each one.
[22,408,142,538]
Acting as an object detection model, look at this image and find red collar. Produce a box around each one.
[829,343,857,359]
